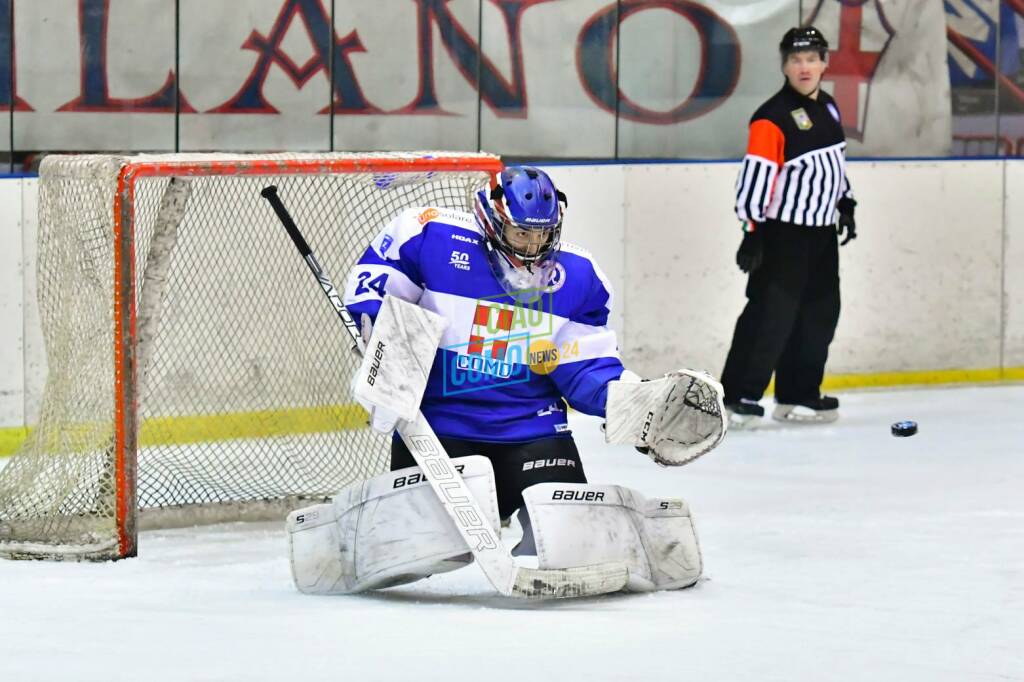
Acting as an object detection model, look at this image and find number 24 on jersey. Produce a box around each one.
[355,272,388,297]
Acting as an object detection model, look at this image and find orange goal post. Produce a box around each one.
[0,151,503,561]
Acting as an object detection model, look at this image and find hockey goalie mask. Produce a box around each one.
[474,166,567,303]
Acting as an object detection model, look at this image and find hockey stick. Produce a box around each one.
[260,186,628,599]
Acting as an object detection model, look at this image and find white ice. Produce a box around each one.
[1,385,1022,681]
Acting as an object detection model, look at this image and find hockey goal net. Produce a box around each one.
[0,152,502,560]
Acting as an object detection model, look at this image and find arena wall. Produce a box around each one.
[0,159,1020,446]
[540,160,1021,384]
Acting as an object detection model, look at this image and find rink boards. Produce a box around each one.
[0,159,1022,452]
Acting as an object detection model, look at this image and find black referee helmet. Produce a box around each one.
[779,26,829,60]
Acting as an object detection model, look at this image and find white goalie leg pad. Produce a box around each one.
[352,294,448,423]
[287,455,500,595]
[522,483,702,592]
[605,369,727,466]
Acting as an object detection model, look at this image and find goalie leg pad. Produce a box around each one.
[288,455,501,594]
[522,482,702,592]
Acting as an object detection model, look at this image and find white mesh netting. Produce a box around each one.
[0,152,497,559]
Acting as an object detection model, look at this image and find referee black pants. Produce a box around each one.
[721,220,841,405]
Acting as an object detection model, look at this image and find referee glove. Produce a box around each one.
[736,229,763,273]
[837,197,857,246]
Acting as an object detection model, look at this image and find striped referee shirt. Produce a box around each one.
[735,83,853,227]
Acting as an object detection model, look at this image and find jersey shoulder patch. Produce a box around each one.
[372,207,428,259]
[375,207,476,259]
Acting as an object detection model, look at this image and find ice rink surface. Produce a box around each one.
[1,385,1022,681]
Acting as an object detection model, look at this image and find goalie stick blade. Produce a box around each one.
[510,563,629,599]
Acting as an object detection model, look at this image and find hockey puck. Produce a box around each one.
[891,420,918,437]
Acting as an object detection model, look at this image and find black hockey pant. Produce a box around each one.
[390,435,587,520]
[720,220,841,405]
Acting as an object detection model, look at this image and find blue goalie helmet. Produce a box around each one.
[474,166,567,301]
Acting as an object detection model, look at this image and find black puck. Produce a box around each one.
[891,420,918,437]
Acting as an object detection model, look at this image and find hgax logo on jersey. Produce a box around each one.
[791,107,813,130]
[376,234,394,257]
[451,233,480,245]
[449,250,471,270]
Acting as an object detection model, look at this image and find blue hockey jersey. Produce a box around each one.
[342,206,625,442]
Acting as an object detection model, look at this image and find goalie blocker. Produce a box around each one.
[288,457,702,595]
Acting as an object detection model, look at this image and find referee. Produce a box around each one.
[721,26,857,426]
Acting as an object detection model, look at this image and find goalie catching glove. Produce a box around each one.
[604,369,727,466]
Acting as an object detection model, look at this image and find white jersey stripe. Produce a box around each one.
[418,289,618,365]
[554,325,621,365]
[735,155,778,223]
[736,141,851,227]
[824,148,844,224]
[795,158,814,224]
[735,159,755,220]
[809,153,826,225]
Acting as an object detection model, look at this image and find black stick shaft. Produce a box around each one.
[260,185,361,348]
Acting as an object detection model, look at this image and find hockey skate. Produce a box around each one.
[724,398,764,429]
[772,396,839,423]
